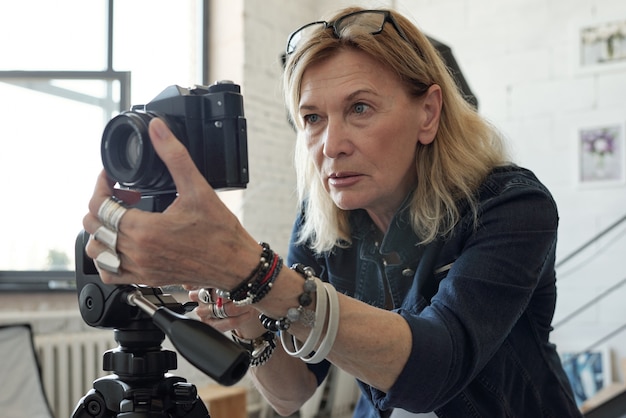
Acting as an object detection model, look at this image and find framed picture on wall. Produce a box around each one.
[560,347,613,407]
[576,18,626,73]
[575,116,625,187]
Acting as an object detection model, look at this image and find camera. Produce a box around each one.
[72,82,250,416]
[101,80,249,194]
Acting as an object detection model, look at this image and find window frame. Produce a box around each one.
[0,71,130,292]
[0,0,209,292]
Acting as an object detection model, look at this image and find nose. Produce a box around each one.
[322,118,353,158]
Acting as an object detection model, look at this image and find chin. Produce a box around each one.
[331,196,363,211]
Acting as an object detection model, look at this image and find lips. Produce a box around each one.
[327,171,362,187]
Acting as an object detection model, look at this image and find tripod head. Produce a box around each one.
[73,223,250,417]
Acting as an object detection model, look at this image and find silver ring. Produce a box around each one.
[97,197,128,232]
[210,302,229,319]
[95,250,121,274]
[198,288,214,304]
[93,225,118,252]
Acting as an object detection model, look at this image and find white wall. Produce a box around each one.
[237,0,626,382]
[385,0,626,377]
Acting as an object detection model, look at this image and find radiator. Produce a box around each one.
[34,330,116,418]
[32,329,270,418]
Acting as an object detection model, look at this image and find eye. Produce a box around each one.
[353,102,370,114]
[303,113,321,124]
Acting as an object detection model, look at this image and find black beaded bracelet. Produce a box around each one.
[227,242,272,300]
[259,312,291,332]
[218,243,282,306]
[259,263,317,332]
[250,255,283,304]
[232,251,282,306]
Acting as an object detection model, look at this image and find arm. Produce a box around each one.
[372,172,560,411]
[190,288,321,417]
[83,119,415,394]
[81,120,555,413]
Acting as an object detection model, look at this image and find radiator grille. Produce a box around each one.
[34,331,116,418]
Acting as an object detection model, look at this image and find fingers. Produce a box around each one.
[85,170,139,235]
[195,289,228,319]
[87,170,116,215]
[83,207,141,285]
[192,289,257,324]
[81,118,224,287]
[194,297,238,332]
[148,118,212,197]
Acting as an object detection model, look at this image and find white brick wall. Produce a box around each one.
[388,0,626,376]
[223,0,626,381]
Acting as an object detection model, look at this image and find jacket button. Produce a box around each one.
[402,268,414,277]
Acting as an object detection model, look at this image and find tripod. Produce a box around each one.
[72,326,209,418]
[73,233,250,417]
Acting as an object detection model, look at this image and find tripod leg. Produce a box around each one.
[71,387,111,418]
[72,375,211,418]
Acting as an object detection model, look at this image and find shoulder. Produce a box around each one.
[476,165,557,213]
[473,164,559,230]
[480,164,553,198]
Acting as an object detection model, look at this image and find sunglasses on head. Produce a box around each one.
[285,9,412,55]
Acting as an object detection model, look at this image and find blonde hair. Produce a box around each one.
[283,7,508,253]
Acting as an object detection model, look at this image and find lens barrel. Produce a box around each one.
[101,111,174,191]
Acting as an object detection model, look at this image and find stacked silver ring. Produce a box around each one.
[97,197,128,232]
[93,225,118,252]
[95,251,121,274]
[211,303,229,319]
[197,288,228,319]
[94,197,129,274]
[198,288,214,304]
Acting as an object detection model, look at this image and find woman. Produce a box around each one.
[83,7,581,417]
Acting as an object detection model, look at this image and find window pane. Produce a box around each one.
[0,1,201,274]
[0,80,110,270]
[114,0,201,103]
[0,0,108,71]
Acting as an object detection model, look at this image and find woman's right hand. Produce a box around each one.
[187,287,266,338]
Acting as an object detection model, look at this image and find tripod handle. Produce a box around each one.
[127,290,250,386]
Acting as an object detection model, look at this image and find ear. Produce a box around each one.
[417,84,442,145]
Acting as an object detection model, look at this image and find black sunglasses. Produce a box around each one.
[285,9,412,55]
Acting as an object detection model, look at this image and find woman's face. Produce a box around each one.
[298,48,439,229]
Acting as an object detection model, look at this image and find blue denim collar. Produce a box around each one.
[349,192,422,266]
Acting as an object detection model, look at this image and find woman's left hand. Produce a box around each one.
[82,118,261,290]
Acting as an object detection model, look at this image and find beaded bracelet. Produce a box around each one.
[222,242,272,300]
[249,255,283,304]
[259,312,291,332]
[217,243,282,306]
[259,263,318,332]
[280,277,326,358]
[258,264,341,364]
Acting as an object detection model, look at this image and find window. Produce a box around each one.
[0,0,205,290]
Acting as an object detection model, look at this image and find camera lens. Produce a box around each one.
[101,111,173,191]
[108,125,141,170]
[124,131,141,169]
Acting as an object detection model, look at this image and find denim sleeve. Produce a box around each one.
[371,176,560,412]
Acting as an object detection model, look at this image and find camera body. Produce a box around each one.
[101,81,249,195]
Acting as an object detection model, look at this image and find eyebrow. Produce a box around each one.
[298,88,379,114]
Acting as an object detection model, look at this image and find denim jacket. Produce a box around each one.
[287,166,581,418]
